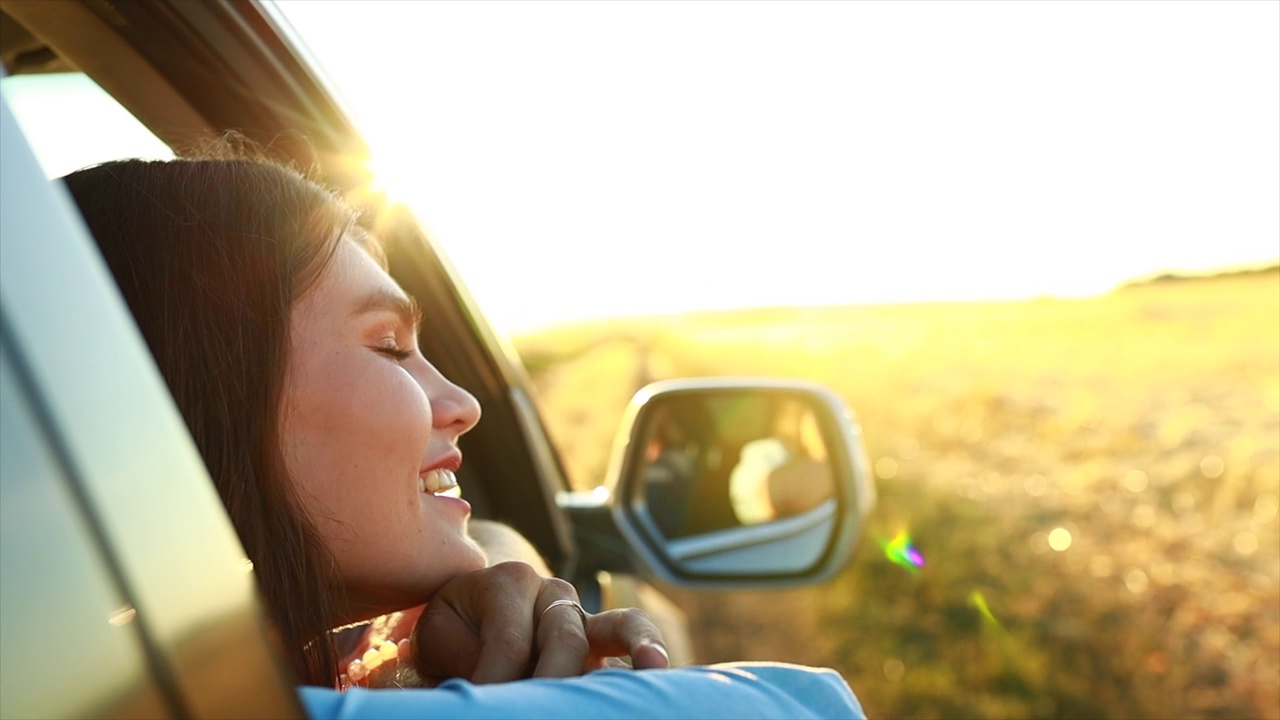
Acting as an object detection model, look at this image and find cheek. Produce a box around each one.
[281,352,432,524]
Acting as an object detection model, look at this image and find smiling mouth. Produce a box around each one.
[419,468,461,497]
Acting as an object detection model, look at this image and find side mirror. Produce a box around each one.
[602,378,875,588]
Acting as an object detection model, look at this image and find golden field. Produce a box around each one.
[516,268,1280,719]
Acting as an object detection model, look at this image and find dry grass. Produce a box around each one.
[517,268,1280,719]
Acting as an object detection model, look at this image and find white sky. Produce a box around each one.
[277,0,1278,332]
[8,2,1277,335]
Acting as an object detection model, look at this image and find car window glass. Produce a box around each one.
[0,72,173,179]
[0,345,171,719]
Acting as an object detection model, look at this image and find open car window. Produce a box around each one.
[0,0,578,574]
[0,71,173,179]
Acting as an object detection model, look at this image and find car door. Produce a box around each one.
[0,74,303,718]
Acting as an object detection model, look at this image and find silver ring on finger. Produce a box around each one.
[540,599,588,631]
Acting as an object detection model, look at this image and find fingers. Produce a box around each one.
[530,580,592,679]
[411,602,484,680]
[410,561,668,686]
[413,561,543,685]
[600,656,633,670]
[585,608,670,670]
[467,563,545,684]
[531,596,670,677]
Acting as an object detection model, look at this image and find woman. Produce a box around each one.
[62,156,863,718]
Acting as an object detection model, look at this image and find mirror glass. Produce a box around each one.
[635,392,837,541]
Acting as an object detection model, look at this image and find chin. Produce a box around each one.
[461,541,490,573]
[427,541,489,587]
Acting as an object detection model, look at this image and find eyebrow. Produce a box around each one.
[349,287,423,332]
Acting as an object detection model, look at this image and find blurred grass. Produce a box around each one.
[516,268,1280,720]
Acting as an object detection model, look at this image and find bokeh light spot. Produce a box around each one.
[1048,527,1073,551]
[1253,493,1278,525]
[1199,455,1225,479]
[1131,505,1156,528]
[875,457,899,480]
[1234,532,1258,555]
[1125,569,1149,594]
[1122,469,1149,493]
[883,658,905,682]
[1024,474,1048,497]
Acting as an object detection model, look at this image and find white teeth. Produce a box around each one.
[420,469,460,497]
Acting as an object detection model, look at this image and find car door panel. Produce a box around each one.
[0,84,303,719]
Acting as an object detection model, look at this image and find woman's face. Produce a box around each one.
[280,237,487,622]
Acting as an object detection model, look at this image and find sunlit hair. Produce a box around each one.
[62,154,372,687]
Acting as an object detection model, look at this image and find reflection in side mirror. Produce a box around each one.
[640,393,835,537]
[607,378,875,588]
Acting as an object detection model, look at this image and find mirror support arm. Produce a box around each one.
[561,500,637,577]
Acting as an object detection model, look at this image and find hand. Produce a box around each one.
[411,561,669,684]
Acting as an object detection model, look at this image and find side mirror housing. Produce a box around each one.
[596,378,875,589]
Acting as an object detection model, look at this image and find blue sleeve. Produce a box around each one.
[299,662,866,720]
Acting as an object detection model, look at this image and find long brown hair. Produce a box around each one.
[63,157,361,687]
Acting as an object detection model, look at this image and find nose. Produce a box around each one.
[430,376,482,437]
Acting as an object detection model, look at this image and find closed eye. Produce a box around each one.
[375,346,414,362]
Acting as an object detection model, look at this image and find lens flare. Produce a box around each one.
[969,590,1003,630]
[880,530,925,574]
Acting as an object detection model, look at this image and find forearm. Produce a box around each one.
[301,662,866,719]
[468,519,551,575]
